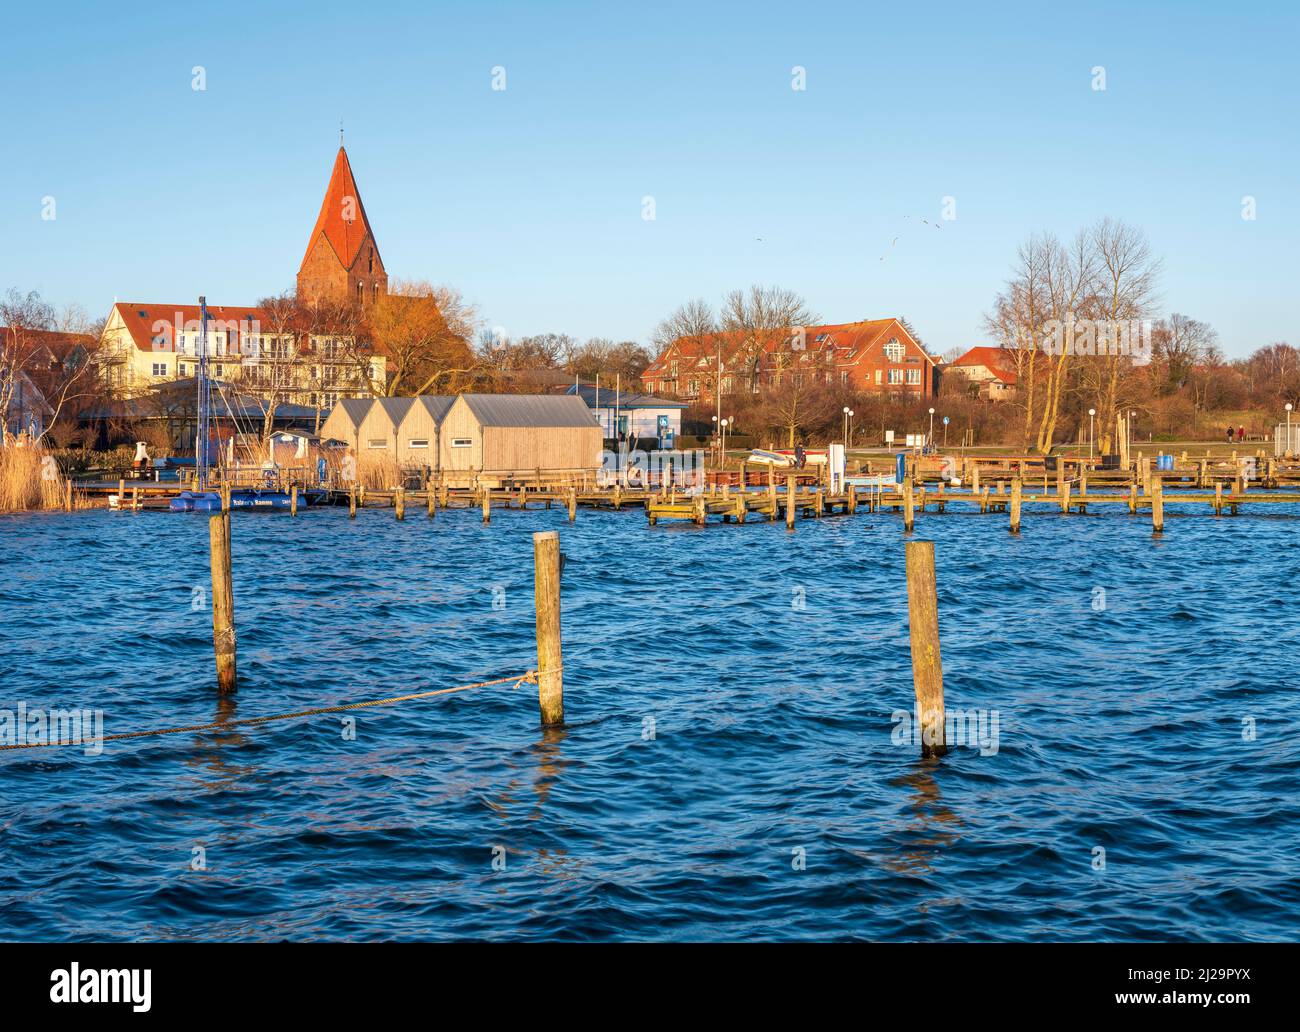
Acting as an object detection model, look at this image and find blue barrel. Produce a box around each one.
[896,452,907,483]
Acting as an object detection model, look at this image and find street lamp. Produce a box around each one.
[720,418,729,462]
[928,407,936,452]
[711,414,720,467]
[1287,402,1294,457]
[1129,410,1137,456]
[1088,408,1096,461]
[848,409,855,448]
[842,406,851,448]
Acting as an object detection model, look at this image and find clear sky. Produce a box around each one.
[2,0,1295,358]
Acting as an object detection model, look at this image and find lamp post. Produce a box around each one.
[848,409,855,449]
[1287,402,1294,456]
[1129,410,1137,455]
[928,407,936,452]
[842,406,850,448]
[720,418,729,463]
[711,414,720,467]
[1088,408,1096,461]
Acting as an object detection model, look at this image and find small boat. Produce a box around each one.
[747,449,794,467]
[169,489,296,512]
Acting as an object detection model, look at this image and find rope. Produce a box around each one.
[0,669,547,752]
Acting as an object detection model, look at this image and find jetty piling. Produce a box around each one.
[905,540,946,758]
[532,530,564,726]
[208,512,237,694]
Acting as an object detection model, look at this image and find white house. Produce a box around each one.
[564,383,687,446]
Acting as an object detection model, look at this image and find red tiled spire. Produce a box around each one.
[300,147,380,272]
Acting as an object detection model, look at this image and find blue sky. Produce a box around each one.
[2,0,1295,357]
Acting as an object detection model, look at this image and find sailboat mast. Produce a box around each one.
[197,295,209,490]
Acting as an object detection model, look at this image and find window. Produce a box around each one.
[180,363,189,376]
[875,369,883,385]
[884,338,904,362]
[792,373,804,388]
[367,439,387,449]
[840,371,849,386]
[408,439,430,449]
[151,362,167,376]
[906,369,922,385]
[450,438,472,448]
[888,369,903,384]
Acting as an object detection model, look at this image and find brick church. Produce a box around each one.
[297,145,389,306]
[101,144,390,400]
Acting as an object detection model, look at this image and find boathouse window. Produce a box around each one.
[450,438,472,448]
[408,439,430,449]
[367,439,387,449]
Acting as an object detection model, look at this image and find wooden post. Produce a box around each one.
[1010,477,1022,534]
[785,475,796,529]
[733,489,746,522]
[814,488,823,517]
[1151,474,1164,534]
[903,477,915,532]
[567,487,577,522]
[767,466,777,512]
[1214,481,1223,516]
[1128,481,1138,514]
[481,488,490,524]
[65,479,73,512]
[349,487,357,518]
[208,512,237,695]
[132,486,140,512]
[358,484,366,508]
[1059,477,1071,514]
[290,484,299,517]
[848,484,857,514]
[971,464,980,494]
[427,487,436,519]
[117,477,125,508]
[532,531,564,726]
[905,540,946,759]
[394,486,404,520]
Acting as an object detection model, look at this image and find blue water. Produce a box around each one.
[1,499,1297,941]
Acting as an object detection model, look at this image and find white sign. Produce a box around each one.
[884,430,895,444]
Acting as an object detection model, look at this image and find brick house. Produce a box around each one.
[945,346,1018,400]
[640,317,936,401]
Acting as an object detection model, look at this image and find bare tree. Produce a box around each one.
[720,286,818,394]
[1089,218,1161,451]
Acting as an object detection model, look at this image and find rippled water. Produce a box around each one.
[1,498,1297,941]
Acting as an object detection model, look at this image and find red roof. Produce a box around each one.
[300,146,380,272]
[951,346,1018,384]
[642,317,933,376]
[112,302,271,352]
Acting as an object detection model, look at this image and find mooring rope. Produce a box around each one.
[0,670,544,752]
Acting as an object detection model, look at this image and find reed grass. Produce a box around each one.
[0,441,69,512]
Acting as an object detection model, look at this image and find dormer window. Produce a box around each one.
[884,338,904,362]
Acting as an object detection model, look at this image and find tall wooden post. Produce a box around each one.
[1214,481,1223,516]
[532,531,564,726]
[349,487,357,519]
[567,487,577,522]
[394,486,405,520]
[117,478,125,508]
[65,479,73,512]
[1010,477,1022,534]
[971,464,980,494]
[847,484,857,514]
[1151,474,1164,534]
[785,475,796,529]
[427,487,436,519]
[290,484,298,517]
[903,476,915,532]
[905,540,946,758]
[1059,478,1071,514]
[481,488,490,524]
[208,512,237,694]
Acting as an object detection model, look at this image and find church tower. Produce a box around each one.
[297,146,388,306]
